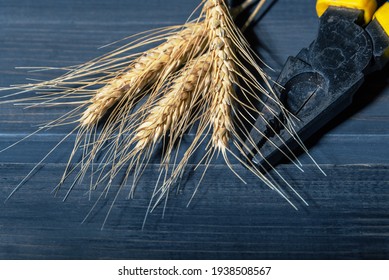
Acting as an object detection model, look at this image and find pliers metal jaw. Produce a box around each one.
[244,1,389,171]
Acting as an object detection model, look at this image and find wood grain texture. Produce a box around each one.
[0,0,389,260]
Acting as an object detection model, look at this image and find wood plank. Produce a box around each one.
[1,164,389,259]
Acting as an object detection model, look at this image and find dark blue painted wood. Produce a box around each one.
[0,0,389,259]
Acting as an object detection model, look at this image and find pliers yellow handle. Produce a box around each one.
[373,1,389,41]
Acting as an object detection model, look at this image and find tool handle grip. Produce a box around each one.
[373,1,389,36]
[316,0,378,23]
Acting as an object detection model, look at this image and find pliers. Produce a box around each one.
[244,0,389,170]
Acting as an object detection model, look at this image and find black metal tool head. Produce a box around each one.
[244,6,389,171]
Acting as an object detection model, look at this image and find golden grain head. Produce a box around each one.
[132,54,213,152]
[204,0,238,152]
[80,22,209,128]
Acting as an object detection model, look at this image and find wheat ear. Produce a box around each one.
[132,55,212,152]
[80,22,208,127]
[206,0,238,154]
[98,54,213,198]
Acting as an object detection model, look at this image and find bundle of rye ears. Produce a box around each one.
[1,0,313,226]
